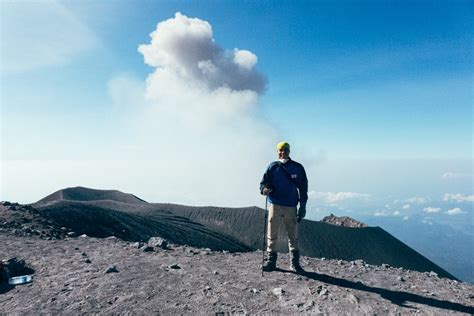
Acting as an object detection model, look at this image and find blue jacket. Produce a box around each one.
[259,159,308,207]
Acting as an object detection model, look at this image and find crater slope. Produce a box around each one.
[22,187,458,280]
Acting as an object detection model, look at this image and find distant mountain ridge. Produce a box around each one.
[30,187,457,280]
[34,186,148,206]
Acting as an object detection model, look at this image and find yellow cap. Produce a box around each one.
[277,141,290,151]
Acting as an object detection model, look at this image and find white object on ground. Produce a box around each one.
[8,275,32,285]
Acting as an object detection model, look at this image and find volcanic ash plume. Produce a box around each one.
[121,12,277,206]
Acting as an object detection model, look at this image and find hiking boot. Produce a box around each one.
[289,250,305,274]
[262,252,277,272]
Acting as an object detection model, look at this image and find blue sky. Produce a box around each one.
[1,1,472,229]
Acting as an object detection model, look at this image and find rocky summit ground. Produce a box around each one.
[1,233,473,315]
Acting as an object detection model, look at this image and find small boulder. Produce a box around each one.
[2,258,34,278]
[303,300,315,308]
[141,246,154,252]
[347,294,359,304]
[319,288,329,296]
[105,265,118,273]
[148,237,168,250]
[272,288,284,296]
[131,242,143,249]
[429,271,438,277]
[168,264,181,270]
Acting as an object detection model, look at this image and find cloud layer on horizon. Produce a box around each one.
[443,193,474,203]
[308,191,371,206]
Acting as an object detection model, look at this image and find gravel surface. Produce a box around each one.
[1,233,473,315]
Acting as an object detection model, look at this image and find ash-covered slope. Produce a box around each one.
[29,192,251,252]
[153,204,264,248]
[29,187,456,280]
[153,204,457,280]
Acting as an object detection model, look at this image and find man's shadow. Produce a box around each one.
[273,268,474,314]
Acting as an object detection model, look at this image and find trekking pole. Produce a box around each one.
[261,195,269,277]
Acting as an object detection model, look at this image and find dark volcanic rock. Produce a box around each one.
[168,264,181,270]
[1,258,35,279]
[105,265,118,273]
[0,202,69,239]
[141,246,154,252]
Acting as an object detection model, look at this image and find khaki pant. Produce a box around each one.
[266,203,299,253]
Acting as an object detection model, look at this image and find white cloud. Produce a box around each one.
[442,172,470,180]
[402,204,411,209]
[403,216,409,220]
[233,49,258,70]
[443,193,474,203]
[405,197,427,204]
[372,210,401,217]
[423,207,441,213]
[1,1,101,73]
[374,210,390,217]
[422,217,433,225]
[308,191,370,204]
[446,208,465,215]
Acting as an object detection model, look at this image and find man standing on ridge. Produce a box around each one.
[260,141,308,273]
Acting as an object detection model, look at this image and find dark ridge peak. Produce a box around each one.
[32,186,148,206]
[321,213,368,228]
